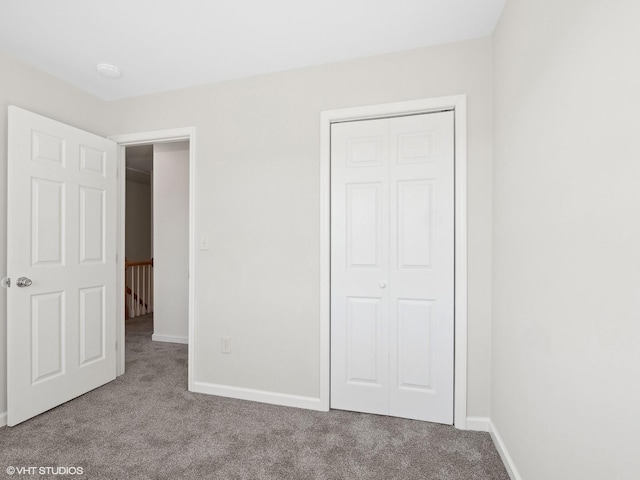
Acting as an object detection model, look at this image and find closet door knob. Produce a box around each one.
[378,281,386,289]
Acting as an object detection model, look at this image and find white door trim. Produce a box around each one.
[109,127,197,393]
[320,96,468,429]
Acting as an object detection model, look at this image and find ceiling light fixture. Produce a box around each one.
[96,63,122,79]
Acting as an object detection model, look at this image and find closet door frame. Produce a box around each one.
[319,95,468,429]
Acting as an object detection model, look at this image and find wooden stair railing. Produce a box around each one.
[125,258,153,318]
[125,286,148,309]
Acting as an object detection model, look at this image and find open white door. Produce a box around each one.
[6,106,118,426]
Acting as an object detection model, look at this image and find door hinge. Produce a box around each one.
[1,277,10,288]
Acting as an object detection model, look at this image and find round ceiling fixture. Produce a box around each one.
[96,63,122,79]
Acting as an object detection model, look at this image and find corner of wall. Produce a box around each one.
[466,416,490,432]
[489,420,521,480]
[467,416,519,479]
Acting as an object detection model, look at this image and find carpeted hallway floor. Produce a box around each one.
[0,315,509,479]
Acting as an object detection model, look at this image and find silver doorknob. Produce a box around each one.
[16,277,32,287]
[378,281,387,289]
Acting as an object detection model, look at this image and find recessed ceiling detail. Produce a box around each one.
[0,0,506,100]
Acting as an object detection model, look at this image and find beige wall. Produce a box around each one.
[492,0,640,478]
[104,39,494,416]
[152,142,189,343]
[0,52,106,416]
[125,178,152,261]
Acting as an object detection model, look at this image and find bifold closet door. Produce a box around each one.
[330,111,454,424]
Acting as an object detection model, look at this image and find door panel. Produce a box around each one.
[396,299,433,391]
[346,296,382,385]
[331,118,389,415]
[397,180,433,268]
[80,144,107,176]
[7,106,117,426]
[31,291,65,383]
[79,186,105,263]
[346,183,381,268]
[32,130,65,166]
[32,179,65,265]
[345,134,384,168]
[79,286,106,365]
[331,111,454,424]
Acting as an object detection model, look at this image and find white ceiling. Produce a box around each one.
[0,0,505,101]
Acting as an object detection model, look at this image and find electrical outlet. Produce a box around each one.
[200,236,210,251]
[221,337,231,354]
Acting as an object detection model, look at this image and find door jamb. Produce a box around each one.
[319,96,468,429]
[109,127,197,393]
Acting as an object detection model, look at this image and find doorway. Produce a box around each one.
[111,128,197,391]
[124,145,153,323]
[319,97,469,429]
[124,142,189,346]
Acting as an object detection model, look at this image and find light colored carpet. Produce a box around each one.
[0,315,509,479]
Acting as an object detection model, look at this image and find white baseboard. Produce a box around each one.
[152,334,188,344]
[0,411,7,428]
[489,420,522,480]
[466,416,490,432]
[192,381,327,412]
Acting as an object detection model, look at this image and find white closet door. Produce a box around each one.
[331,111,454,424]
[388,112,454,423]
[330,117,390,414]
